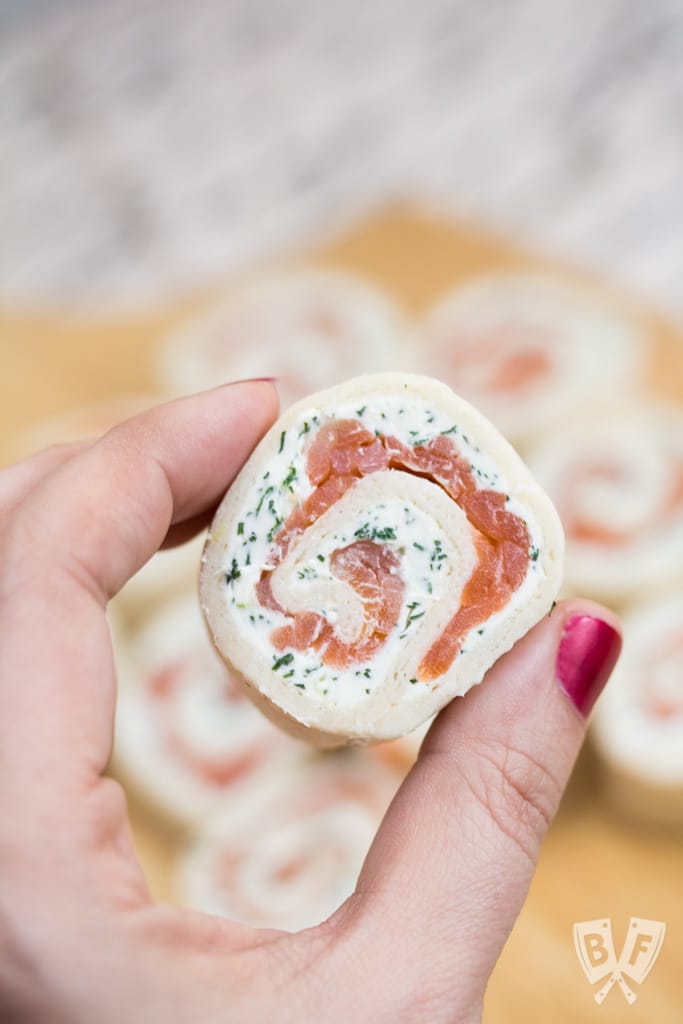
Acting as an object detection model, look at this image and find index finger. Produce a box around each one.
[0,382,278,813]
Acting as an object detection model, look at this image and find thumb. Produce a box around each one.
[341,599,621,1021]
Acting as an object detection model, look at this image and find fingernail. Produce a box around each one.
[227,377,278,385]
[556,615,622,718]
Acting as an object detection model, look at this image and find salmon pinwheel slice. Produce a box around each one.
[528,407,683,604]
[176,752,400,931]
[156,269,412,411]
[419,273,645,448]
[201,373,564,745]
[113,592,306,827]
[590,593,683,828]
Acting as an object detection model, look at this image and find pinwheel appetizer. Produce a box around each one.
[419,273,645,448]
[113,592,305,827]
[176,752,399,931]
[528,407,683,604]
[591,593,683,828]
[201,373,564,745]
[157,269,411,410]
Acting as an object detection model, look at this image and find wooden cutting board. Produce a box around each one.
[1,208,681,1023]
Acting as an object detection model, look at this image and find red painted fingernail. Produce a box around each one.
[556,615,622,718]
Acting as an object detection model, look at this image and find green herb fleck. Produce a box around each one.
[430,539,447,571]
[237,521,244,535]
[255,485,274,515]
[272,653,294,671]
[224,559,241,584]
[297,567,317,580]
[267,518,283,543]
[283,465,297,492]
[278,430,286,453]
[354,523,397,542]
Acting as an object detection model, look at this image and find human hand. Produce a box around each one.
[0,382,621,1023]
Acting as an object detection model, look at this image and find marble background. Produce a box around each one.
[2,0,682,316]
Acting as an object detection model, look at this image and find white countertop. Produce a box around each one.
[2,0,682,317]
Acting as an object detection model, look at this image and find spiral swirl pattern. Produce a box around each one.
[201,374,564,744]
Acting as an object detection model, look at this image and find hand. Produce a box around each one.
[0,382,621,1024]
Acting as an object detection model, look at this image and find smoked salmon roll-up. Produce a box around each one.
[176,752,400,931]
[590,593,683,828]
[418,274,645,449]
[201,373,564,746]
[527,408,683,605]
[156,269,411,411]
[113,592,306,828]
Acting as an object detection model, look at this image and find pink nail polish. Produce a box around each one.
[556,615,622,718]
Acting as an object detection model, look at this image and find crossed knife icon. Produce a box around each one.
[573,917,666,1004]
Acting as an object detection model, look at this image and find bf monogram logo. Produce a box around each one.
[573,918,666,1004]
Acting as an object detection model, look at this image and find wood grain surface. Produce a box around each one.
[1,209,681,1023]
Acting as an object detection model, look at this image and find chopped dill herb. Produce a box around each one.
[224,559,241,584]
[278,430,286,453]
[272,653,294,671]
[354,523,397,542]
[267,518,283,543]
[255,485,274,515]
[282,465,297,492]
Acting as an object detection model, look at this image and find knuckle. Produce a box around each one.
[462,738,562,865]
